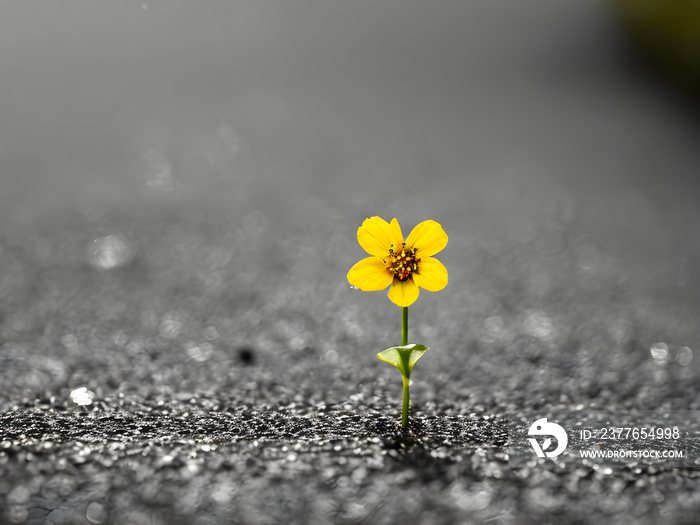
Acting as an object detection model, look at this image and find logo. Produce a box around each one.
[528,418,568,457]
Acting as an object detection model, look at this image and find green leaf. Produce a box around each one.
[377,343,429,379]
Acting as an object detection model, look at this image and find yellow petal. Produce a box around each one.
[412,257,448,292]
[347,256,393,291]
[387,278,420,307]
[405,220,448,257]
[357,217,403,257]
[388,218,404,248]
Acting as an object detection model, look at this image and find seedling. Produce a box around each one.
[347,217,448,428]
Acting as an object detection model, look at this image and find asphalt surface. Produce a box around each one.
[1,1,700,524]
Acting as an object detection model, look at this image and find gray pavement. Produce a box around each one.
[1,2,699,524]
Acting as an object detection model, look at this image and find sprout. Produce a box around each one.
[347,217,448,428]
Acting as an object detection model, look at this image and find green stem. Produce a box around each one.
[401,306,408,346]
[401,306,409,428]
[402,376,410,428]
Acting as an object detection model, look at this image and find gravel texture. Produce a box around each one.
[1,183,699,524]
[1,397,699,524]
[2,1,700,524]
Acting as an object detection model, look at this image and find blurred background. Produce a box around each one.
[0,0,699,409]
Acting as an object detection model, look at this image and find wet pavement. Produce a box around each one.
[1,1,700,524]
[1,396,699,524]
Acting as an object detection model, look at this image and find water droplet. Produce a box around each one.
[650,342,669,365]
[69,387,95,406]
[203,325,219,341]
[113,331,129,347]
[88,234,133,271]
[86,502,108,524]
[186,342,214,363]
[524,310,553,339]
[159,315,183,339]
[484,316,504,331]
[322,349,338,362]
[676,346,693,367]
[481,316,505,343]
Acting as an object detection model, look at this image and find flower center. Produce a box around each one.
[387,243,419,281]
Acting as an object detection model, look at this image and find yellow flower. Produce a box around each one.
[347,217,448,307]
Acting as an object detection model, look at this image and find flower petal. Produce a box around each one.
[347,256,393,291]
[412,257,448,292]
[388,218,404,248]
[387,278,420,307]
[405,220,448,257]
[357,217,403,257]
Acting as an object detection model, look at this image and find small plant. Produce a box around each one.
[347,217,448,428]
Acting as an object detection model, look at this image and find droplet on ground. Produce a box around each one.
[86,502,108,525]
[650,343,669,365]
[675,346,693,366]
[88,235,134,271]
[69,387,95,406]
[524,310,553,339]
[159,315,183,340]
[187,342,214,363]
